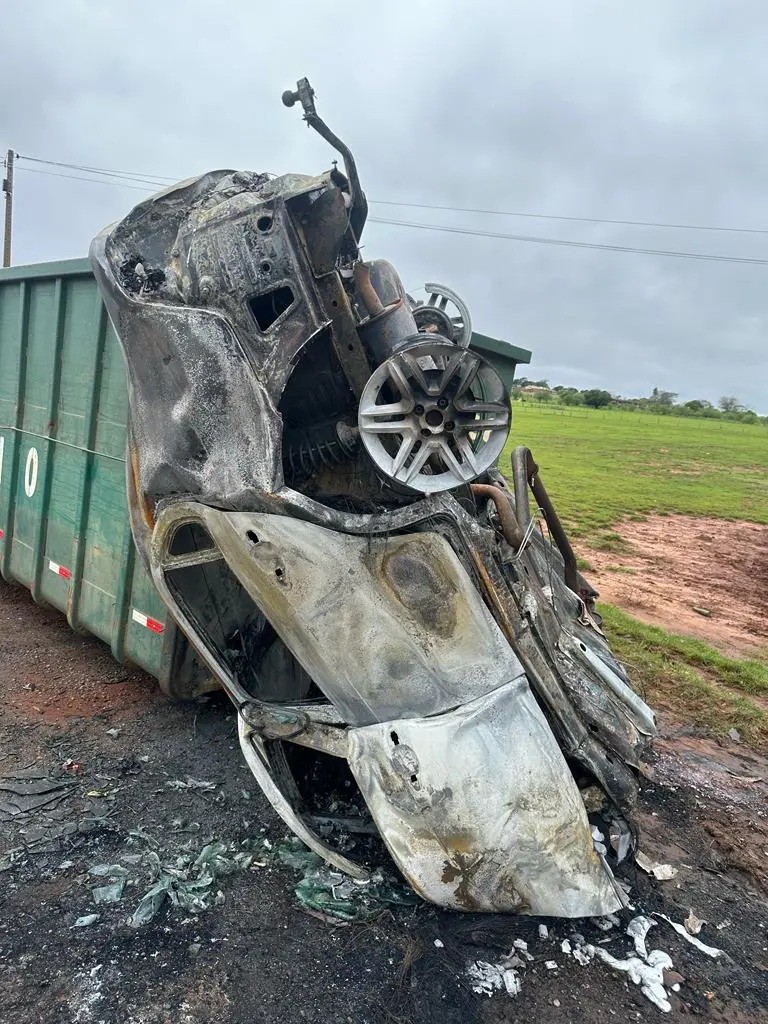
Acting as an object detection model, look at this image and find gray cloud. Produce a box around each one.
[2,0,767,409]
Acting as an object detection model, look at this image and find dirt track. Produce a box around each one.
[1,580,768,1024]
[583,515,768,659]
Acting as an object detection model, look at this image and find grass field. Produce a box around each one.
[503,404,768,538]
[502,404,768,749]
[603,606,768,749]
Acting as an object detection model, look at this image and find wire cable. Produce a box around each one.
[20,155,176,185]
[16,166,157,192]
[369,199,768,237]
[14,154,768,264]
[368,216,768,265]
[18,152,768,237]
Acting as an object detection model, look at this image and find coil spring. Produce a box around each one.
[283,423,358,482]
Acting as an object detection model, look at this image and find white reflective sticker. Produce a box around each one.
[24,447,39,498]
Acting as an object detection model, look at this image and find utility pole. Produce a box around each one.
[3,149,14,268]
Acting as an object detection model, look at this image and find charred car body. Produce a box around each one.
[90,79,655,916]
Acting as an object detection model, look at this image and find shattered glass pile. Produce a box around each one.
[90,78,656,917]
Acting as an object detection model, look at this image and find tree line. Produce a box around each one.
[512,380,765,424]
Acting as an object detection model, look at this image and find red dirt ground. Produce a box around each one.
[581,515,768,658]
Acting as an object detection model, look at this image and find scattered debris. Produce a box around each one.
[627,915,657,958]
[89,864,129,878]
[164,778,217,792]
[692,606,711,617]
[105,728,121,738]
[609,819,632,862]
[589,945,674,1013]
[592,913,621,931]
[275,839,419,922]
[466,959,522,997]
[684,909,706,935]
[0,775,77,817]
[635,850,678,880]
[663,969,685,990]
[433,939,444,948]
[653,913,729,960]
[72,914,100,928]
[92,879,125,904]
[538,924,549,940]
[728,728,742,743]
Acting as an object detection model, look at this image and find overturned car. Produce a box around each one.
[90,79,656,917]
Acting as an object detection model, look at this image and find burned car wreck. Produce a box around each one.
[90,79,656,917]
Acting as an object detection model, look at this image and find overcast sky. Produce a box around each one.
[2,2,767,410]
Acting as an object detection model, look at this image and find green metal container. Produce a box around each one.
[0,257,204,695]
[0,257,530,696]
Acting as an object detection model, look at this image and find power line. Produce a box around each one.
[13,154,768,264]
[369,198,768,237]
[368,216,768,265]
[16,166,156,192]
[20,155,176,185]
[18,152,768,238]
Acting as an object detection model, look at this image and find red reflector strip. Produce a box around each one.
[132,608,165,634]
[48,560,72,580]
[0,528,4,539]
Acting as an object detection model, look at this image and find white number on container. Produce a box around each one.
[24,447,39,497]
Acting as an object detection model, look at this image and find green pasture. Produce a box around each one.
[504,404,768,538]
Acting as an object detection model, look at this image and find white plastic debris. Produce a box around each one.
[561,939,572,954]
[545,960,558,970]
[502,969,522,996]
[72,914,100,928]
[591,826,607,856]
[466,960,521,998]
[572,944,594,966]
[589,945,673,1013]
[592,912,621,931]
[105,728,120,738]
[164,778,217,792]
[627,915,657,959]
[434,939,444,948]
[653,913,727,959]
[635,850,678,880]
[609,819,632,863]
[538,924,549,940]
[684,909,706,935]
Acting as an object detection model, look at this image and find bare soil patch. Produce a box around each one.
[582,515,768,658]
[1,580,767,1023]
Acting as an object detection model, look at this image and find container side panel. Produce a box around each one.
[0,284,22,428]
[124,556,175,678]
[0,283,23,579]
[40,277,101,609]
[93,321,129,460]
[8,281,58,590]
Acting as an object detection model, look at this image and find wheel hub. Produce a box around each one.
[358,339,511,493]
